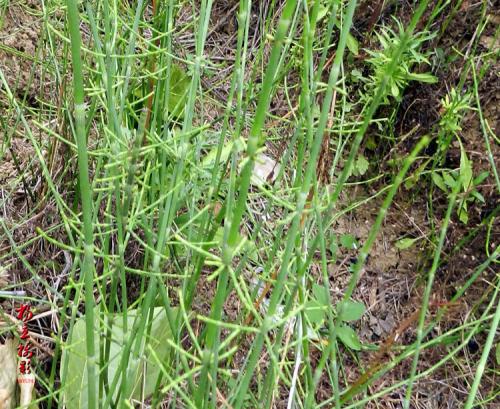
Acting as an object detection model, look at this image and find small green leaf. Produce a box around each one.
[214,227,224,245]
[337,325,362,350]
[346,33,359,56]
[312,283,330,306]
[395,237,420,250]
[340,234,357,250]
[317,5,329,22]
[305,300,326,325]
[432,172,447,192]
[496,342,500,365]
[391,82,399,98]
[335,21,358,56]
[338,300,365,322]
[365,135,377,150]
[405,161,426,189]
[245,239,258,262]
[202,141,234,169]
[471,190,485,203]
[443,172,457,189]
[351,68,363,83]
[459,142,473,191]
[408,72,438,83]
[356,155,369,176]
[457,203,469,224]
[404,175,417,189]
[473,171,489,186]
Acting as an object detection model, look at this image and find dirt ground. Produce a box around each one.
[0,1,499,408]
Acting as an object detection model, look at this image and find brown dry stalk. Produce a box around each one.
[206,372,234,408]
[42,76,67,200]
[341,309,421,400]
[317,90,337,185]
[244,271,278,326]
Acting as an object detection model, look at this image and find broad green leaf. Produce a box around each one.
[395,237,420,250]
[337,325,362,351]
[61,307,176,408]
[167,64,191,118]
[131,64,190,119]
[338,300,365,322]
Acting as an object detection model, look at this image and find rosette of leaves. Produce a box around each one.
[364,18,437,104]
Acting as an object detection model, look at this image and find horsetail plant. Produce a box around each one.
[3,0,498,407]
[197,0,300,405]
[65,0,97,407]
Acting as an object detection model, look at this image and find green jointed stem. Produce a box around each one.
[227,1,299,249]
[65,0,96,406]
[260,0,323,403]
[197,1,299,407]
[308,1,431,405]
[334,246,499,406]
[463,290,500,409]
[231,1,358,406]
[402,165,460,408]
[471,64,500,193]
